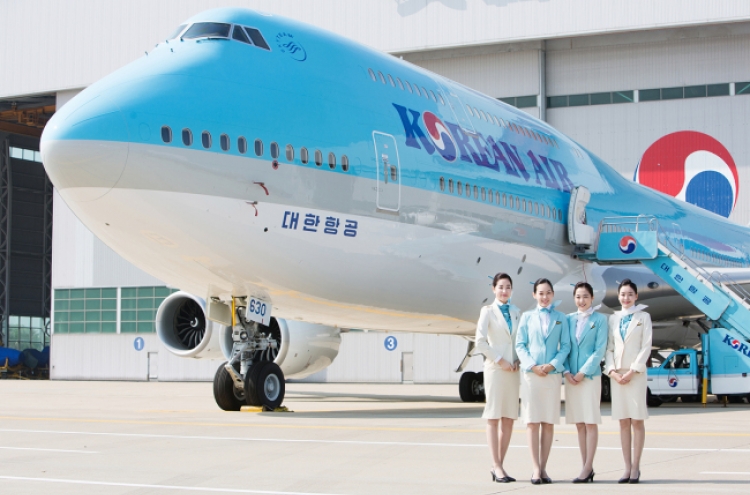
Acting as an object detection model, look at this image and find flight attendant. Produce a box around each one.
[563,282,607,483]
[605,279,652,484]
[475,272,521,483]
[515,278,571,484]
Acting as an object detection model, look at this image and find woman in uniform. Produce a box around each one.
[605,279,652,484]
[563,282,607,483]
[475,272,521,483]
[515,278,571,484]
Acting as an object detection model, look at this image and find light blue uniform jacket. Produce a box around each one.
[563,312,608,379]
[515,307,571,373]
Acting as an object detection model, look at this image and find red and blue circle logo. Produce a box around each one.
[423,111,457,162]
[634,131,738,218]
[668,377,678,388]
[619,235,637,254]
[730,339,741,349]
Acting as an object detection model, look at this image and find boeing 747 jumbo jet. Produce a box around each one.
[41,8,750,409]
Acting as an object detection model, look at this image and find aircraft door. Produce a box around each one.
[373,132,401,212]
[568,186,595,247]
[438,83,476,135]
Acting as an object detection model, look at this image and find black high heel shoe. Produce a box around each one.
[491,470,511,483]
[530,477,542,485]
[618,474,630,484]
[572,470,595,483]
[629,471,641,484]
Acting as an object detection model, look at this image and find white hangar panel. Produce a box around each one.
[548,94,750,225]
[52,189,165,289]
[4,0,750,98]
[405,44,540,99]
[547,25,750,95]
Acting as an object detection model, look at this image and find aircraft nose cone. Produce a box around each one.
[41,94,130,202]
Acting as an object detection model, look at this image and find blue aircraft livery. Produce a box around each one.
[40,7,750,342]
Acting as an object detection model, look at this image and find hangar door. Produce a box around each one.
[0,137,53,351]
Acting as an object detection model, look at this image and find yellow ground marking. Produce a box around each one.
[0,416,748,437]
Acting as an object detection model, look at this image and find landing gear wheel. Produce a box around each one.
[474,372,486,402]
[244,361,285,409]
[459,371,484,402]
[213,362,246,411]
[459,371,476,402]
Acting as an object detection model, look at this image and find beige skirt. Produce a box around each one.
[520,372,562,424]
[610,369,649,421]
[482,364,520,420]
[564,375,602,424]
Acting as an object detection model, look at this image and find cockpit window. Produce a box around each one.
[182,22,231,40]
[168,24,187,39]
[244,27,270,50]
[232,25,252,44]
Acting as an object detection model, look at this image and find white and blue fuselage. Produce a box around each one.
[41,8,750,337]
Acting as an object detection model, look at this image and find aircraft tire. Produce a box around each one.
[600,374,612,403]
[475,371,486,402]
[458,371,476,402]
[213,362,245,411]
[646,388,663,407]
[245,361,285,410]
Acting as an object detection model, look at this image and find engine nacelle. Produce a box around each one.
[157,292,341,378]
[155,291,226,359]
[276,319,341,379]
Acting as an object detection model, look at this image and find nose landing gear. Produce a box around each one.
[212,300,285,411]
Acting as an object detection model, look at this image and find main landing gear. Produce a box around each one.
[456,339,485,402]
[212,302,285,411]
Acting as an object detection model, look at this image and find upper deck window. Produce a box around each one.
[245,27,270,50]
[182,22,231,40]
[232,25,252,44]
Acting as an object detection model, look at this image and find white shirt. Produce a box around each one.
[575,304,601,343]
[538,306,551,337]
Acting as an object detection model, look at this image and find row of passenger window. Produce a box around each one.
[368,66,564,153]
[160,126,350,171]
[368,67,446,105]
[689,247,744,268]
[467,104,561,151]
[438,176,563,221]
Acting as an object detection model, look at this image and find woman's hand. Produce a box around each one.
[532,365,548,377]
[565,372,578,385]
[621,370,635,384]
[499,358,513,372]
[574,372,586,383]
[542,364,555,374]
[609,371,623,384]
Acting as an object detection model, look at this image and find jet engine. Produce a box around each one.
[156,292,341,378]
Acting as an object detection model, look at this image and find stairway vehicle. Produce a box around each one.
[582,215,750,406]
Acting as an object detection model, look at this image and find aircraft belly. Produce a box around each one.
[56,135,580,334]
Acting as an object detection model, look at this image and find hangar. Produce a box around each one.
[1,0,749,382]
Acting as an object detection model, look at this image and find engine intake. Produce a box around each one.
[155,292,225,359]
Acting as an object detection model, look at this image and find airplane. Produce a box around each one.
[40,7,750,409]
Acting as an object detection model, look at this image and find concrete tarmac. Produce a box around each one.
[0,380,749,494]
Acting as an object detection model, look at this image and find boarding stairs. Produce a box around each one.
[579,215,750,342]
